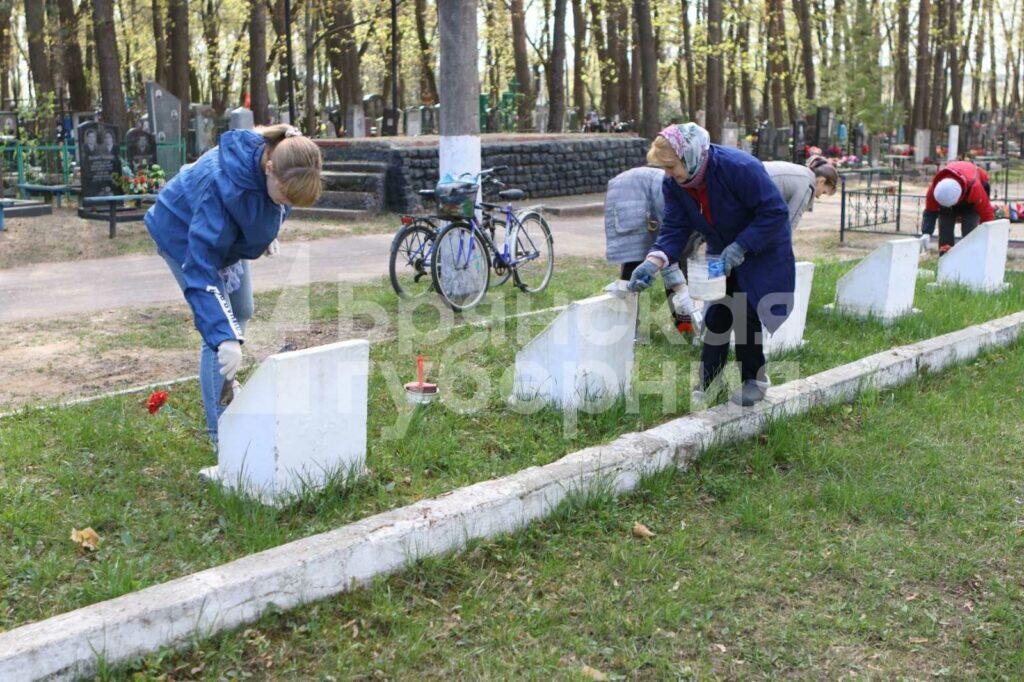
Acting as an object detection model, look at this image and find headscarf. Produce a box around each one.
[659,122,711,188]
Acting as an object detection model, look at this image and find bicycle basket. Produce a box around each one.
[434,178,478,219]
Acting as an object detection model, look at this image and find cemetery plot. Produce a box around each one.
[934,219,1010,292]
[2,257,1023,632]
[826,238,920,324]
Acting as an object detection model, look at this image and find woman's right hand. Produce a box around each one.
[627,259,661,292]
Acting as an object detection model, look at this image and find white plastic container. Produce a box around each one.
[686,255,727,300]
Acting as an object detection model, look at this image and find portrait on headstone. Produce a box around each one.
[0,112,17,137]
[126,127,158,171]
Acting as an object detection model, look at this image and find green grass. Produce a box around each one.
[118,343,1024,679]
[2,256,1023,638]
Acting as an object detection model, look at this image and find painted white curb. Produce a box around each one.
[3,311,1024,681]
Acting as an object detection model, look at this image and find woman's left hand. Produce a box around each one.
[265,239,280,257]
[721,242,746,275]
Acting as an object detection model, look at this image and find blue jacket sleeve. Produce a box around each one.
[728,161,791,254]
[650,182,693,264]
[181,187,245,350]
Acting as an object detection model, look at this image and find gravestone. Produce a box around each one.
[125,127,157,172]
[755,122,774,161]
[792,119,807,163]
[205,339,370,504]
[869,134,883,166]
[512,292,638,410]
[191,105,217,157]
[77,121,121,197]
[763,261,815,356]
[914,129,930,164]
[814,106,834,148]
[947,124,960,161]
[0,112,17,138]
[345,103,366,138]
[825,238,920,324]
[146,82,182,176]
[853,123,866,155]
[405,107,423,136]
[229,106,254,130]
[934,219,1010,292]
[363,94,385,121]
[534,104,549,133]
[325,106,341,137]
[773,128,791,161]
[420,105,437,135]
[721,121,740,147]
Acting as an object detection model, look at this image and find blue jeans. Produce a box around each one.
[158,250,254,442]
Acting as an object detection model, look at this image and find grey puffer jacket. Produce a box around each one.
[763,161,816,230]
[604,166,665,264]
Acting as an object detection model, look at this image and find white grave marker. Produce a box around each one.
[763,261,815,356]
[914,129,931,165]
[825,238,920,324]
[947,124,960,161]
[933,219,1010,292]
[512,292,637,410]
[203,339,370,504]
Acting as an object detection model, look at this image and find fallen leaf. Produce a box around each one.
[905,593,920,601]
[713,643,727,653]
[909,637,929,644]
[579,664,608,681]
[70,527,100,551]
[632,522,655,539]
[963,600,974,613]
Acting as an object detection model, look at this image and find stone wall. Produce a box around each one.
[317,134,648,213]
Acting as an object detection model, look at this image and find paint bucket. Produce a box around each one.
[686,254,727,300]
[404,354,438,405]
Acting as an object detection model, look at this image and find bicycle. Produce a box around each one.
[430,167,554,312]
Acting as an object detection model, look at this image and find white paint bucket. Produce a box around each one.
[686,255,727,300]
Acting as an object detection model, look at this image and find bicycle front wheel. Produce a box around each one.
[389,221,436,299]
[510,211,554,294]
[431,221,491,312]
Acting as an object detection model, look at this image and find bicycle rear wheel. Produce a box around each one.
[431,220,491,312]
[388,221,436,299]
[510,211,554,294]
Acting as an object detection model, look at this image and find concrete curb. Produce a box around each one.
[539,201,605,217]
[3,311,1023,681]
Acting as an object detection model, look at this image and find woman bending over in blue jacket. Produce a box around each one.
[145,124,323,442]
[627,123,795,407]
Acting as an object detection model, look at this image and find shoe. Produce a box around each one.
[938,244,952,257]
[919,233,931,253]
[690,389,706,410]
[730,379,767,406]
[675,314,694,334]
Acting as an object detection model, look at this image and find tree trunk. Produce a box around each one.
[775,0,799,121]
[304,0,317,133]
[24,0,53,102]
[681,0,696,119]
[590,1,613,116]
[326,0,362,125]
[633,0,659,138]
[438,0,480,178]
[509,0,534,129]
[151,0,168,86]
[92,0,126,129]
[895,0,911,130]
[613,0,630,119]
[912,0,930,132]
[629,17,640,123]
[201,0,220,110]
[167,0,190,136]
[738,8,754,127]
[0,2,11,105]
[414,0,439,104]
[705,0,724,140]
[56,0,89,110]
[766,0,785,126]
[547,0,567,131]
[987,0,997,112]
[250,0,269,124]
[792,0,816,102]
[571,0,586,114]
[948,0,964,124]
[928,0,946,131]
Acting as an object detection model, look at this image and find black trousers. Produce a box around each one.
[701,274,766,389]
[938,210,980,249]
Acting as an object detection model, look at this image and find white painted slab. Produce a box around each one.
[764,261,815,356]
[512,292,638,409]
[829,238,920,323]
[208,339,369,503]
[935,219,1010,292]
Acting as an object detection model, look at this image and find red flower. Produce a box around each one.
[147,390,169,414]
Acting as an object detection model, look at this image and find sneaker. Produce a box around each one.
[730,379,767,407]
[938,244,953,257]
[675,314,694,334]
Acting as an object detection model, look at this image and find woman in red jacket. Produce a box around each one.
[921,161,996,255]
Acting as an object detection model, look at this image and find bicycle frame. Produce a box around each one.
[447,203,542,271]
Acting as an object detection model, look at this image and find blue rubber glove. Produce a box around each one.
[721,242,746,275]
[627,259,660,292]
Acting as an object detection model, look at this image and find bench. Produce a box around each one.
[17,183,74,208]
[79,194,158,239]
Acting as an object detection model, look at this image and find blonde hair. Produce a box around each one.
[256,124,323,206]
[646,135,680,168]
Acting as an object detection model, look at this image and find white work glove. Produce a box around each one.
[265,239,280,257]
[218,340,243,379]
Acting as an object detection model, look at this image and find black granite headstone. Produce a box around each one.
[363,94,385,120]
[78,121,121,197]
[755,122,774,161]
[792,119,807,163]
[814,106,833,148]
[421,105,437,135]
[125,127,157,171]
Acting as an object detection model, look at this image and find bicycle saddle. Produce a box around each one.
[498,188,525,201]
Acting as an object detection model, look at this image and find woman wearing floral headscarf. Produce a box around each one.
[627,123,795,407]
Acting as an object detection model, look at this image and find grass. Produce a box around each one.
[2,255,1024,637]
[117,343,1024,679]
